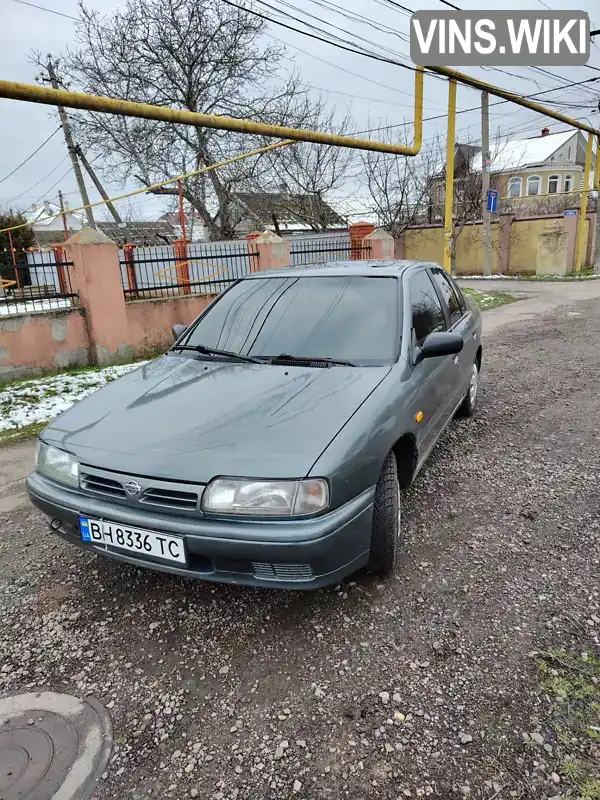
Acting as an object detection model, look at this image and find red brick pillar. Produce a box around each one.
[246,231,261,272]
[173,238,191,295]
[350,222,375,259]
[52,244,68,294]
[123,244,138,298]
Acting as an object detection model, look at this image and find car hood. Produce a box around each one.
[42,355,390,483]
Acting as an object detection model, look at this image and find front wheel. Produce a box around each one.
[456,361,479,418]
[367,451,401,575]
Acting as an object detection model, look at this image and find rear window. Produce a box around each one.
[185,275,400,365]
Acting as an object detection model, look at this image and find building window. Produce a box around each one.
[567,146,572,160]
[564,174,573,193]
[508,177,522,198]
[527,175,541,196]
[548,175,560,194]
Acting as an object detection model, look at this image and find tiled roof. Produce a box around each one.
[235,192,345,228]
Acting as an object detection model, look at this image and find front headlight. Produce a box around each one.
[202,477,329,517]
[37,441,79,487]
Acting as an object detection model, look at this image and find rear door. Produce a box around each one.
[428,266,478,408]
[405,268,454,453]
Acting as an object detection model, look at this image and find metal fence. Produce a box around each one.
[118,233,373,300]
[0,252,78,317]
[289,234,371,266]
[120,240,252,299]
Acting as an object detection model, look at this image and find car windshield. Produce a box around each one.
[181,275,400,365]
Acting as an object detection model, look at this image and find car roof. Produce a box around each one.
[242,259,430,279]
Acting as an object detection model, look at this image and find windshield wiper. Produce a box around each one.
[170,344,263,364]
[266,353,356,367]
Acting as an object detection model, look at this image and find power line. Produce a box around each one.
[431,0,600,96]
[2,154,70,205]
[274,39,423,102]
[9,0,78,21]
[256,0,412,67]
[376,0,413,16]
[354,76,600,136]
[219,0,423,73]
[32,165,74,207]
[0,127,60,185]
[309,0,409,43]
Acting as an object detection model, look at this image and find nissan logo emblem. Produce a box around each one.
[124,479,143,496]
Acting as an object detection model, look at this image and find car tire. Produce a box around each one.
[367,451,401,575]
[456,360,480,418]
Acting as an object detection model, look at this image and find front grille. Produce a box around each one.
[80,468,202,513]
[81,473,127,498]
[140,487,198,511]
[252,562,314,582]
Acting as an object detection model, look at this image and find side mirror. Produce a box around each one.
[172,323,187,340]
[415,331,463,363]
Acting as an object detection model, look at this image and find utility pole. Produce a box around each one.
[481,90,492,277]
[58,190,69,240]
[76,146,122,224]
[178,180,187,242]
[43,58,96,229]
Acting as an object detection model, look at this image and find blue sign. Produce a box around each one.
[487,189,498,213]
[564,210,577,216]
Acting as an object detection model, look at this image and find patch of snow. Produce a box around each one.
[457,275,511,280]
[0,298,73,316]
[0,361,149,433]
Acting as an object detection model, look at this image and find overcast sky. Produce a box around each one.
[1,0,599,220]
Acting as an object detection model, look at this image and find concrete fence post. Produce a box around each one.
[562,208,580,272]
[586,210,596,268]
[65,226,132,365]
[250,230,291,271]
[363,228,394,260]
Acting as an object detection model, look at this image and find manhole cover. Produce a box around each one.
[0,691,112,800]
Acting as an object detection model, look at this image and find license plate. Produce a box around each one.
[79,517,186,565]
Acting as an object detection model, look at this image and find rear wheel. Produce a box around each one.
[367,451,401,574]
[456,361,479,418]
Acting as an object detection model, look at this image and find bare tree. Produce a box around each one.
[360,127,443,235]
[53,0,325,240]
[95,196,147,224]
[435,136,529,271]
[254,110,356,231]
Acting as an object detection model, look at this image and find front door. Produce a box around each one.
[406,268,455,454]
[428,266,476,410]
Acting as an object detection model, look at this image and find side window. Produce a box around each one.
[409,270,446,346]
[430,267,463,326]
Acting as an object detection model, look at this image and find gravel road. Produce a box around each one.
[1,299,599,800]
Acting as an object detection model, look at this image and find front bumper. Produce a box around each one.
[26,472,374,589]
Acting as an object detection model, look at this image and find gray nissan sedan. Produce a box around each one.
[27,260,482,589]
